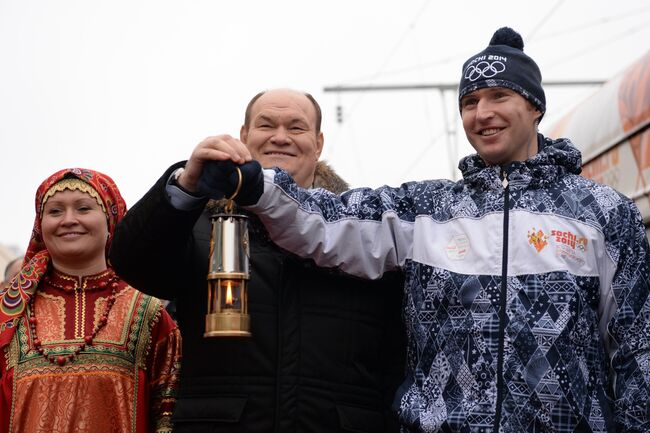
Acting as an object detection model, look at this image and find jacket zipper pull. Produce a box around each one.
[501,170,509,189]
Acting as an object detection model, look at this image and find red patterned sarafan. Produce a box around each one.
[527,228,549,252]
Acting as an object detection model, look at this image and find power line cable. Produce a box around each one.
[532,5,650,42]
[526,0,566,41]
[331,0,431,123]
[339,52,467,84]
[329,1,433,182]
[399,129,447,179]
[347,4,650,81]
[545,20,650,72]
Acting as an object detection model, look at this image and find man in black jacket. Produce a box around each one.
[110,89,406,433]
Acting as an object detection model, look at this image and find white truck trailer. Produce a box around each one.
[548,51,650,238]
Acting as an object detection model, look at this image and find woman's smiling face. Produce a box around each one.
[41,189,108,268]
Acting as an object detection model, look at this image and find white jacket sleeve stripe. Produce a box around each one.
[249,169,413,279]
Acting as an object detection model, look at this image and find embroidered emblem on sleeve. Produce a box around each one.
[446,234,470,260]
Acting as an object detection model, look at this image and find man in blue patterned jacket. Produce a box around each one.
[193,27,650,433]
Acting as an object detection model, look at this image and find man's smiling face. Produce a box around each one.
[461,87,541,166]
[240,89,324,187]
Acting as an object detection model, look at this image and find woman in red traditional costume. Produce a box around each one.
[0,168,181,433]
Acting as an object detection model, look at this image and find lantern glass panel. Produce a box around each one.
[220,279,243,311]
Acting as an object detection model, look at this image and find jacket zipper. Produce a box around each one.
[494,170,510,433]
[274,256,286,433]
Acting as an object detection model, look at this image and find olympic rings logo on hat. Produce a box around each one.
[464,61,506,82]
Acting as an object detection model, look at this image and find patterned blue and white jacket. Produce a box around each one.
[248,135,650,433]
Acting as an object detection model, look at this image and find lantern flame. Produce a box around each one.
[225,280,233,305]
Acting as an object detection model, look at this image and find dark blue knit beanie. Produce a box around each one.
[458,27,546,118]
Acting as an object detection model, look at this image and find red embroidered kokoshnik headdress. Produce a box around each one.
[0,168,127,348]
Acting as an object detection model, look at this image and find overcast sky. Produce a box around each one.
[1,0,649,252]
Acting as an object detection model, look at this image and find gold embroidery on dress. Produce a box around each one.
[77,276,88,339]
[34,291,66,343]
[9,289,155,433]
[97,288,137,347]
[6,325,20,369]
[8,329,20,433]
[134,290,162,369]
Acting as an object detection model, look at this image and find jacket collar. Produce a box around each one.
[312,160,350,193]
[458,134,582,191]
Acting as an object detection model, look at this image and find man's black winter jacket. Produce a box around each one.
[110,162,406,433]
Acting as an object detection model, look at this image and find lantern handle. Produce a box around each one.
[224,166,243,214]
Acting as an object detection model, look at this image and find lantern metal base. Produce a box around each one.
[204,312,251,337]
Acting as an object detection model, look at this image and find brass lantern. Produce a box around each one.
[205,168,252,337]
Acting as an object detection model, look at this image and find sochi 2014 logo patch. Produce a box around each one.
[550,230,588,252]
[527,227,589,265]
[527,228,549,252]
[551,230,589,265]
